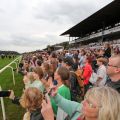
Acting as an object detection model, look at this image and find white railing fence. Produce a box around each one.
[0,56,22,85]
[0,86,6,120]
[0,56,22,120]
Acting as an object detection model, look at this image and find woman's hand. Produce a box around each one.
[48,77,53,87]
[48,85,57,97]
[41,95,54,120]
[9,90,15,100]
[41,77,53,91]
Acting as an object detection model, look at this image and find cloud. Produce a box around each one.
[0,30,68,53]
[0,0,113,53]
[34,0,113,23]
[11,34,67,46]
[0,8,5,13]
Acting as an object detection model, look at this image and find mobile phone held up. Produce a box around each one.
[44,74,49,81]
[0,91,11,97]
[53,80,58,85]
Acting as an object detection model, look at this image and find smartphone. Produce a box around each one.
[0,91,11,97]
[48,88,53,96]
[44,74,49,81]
[44,94,49,103]
[53,80,58,85]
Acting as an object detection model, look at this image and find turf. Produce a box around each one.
[0,57,25,120]
[0,58,16,69]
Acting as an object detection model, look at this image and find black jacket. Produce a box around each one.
[30,109,44,120]
[104,47,111,58]
[107,80,120,93]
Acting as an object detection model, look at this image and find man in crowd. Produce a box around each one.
[104,43,111,58]
[106,55,120,93]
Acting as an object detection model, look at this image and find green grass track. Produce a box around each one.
[0,57,25,120]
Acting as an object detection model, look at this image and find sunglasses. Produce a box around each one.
[83,97,102,108]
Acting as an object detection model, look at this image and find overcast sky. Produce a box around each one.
[0,0,113,53]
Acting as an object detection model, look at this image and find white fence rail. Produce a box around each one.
[0,56,22,85]
[0,56,22,120]
[0,86,6,120]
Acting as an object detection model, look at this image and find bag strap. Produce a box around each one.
[65,111,80,120]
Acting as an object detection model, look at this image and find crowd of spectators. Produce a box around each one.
[73,40,120,55]
[0,42,120,120]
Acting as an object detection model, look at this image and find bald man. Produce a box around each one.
[106,55,120,93]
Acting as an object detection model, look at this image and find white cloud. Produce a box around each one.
[0,0,113,53]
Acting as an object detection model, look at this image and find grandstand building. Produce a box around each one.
[61,0,120,49]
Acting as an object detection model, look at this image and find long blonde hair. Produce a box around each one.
[85,87,120,120]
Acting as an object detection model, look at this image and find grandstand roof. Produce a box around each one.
[61,0,120,37]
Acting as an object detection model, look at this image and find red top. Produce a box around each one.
[83,63,92,85]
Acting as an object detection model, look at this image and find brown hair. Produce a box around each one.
[57,67,70,84]
[51,52,57,58]
[50,59,58,72]
[20,87,43,112]
[27,72,35,82]
[97,57,107,65]
[42,62,50,72]
[33,67,43,79]
[86,56,92,64]
[81,49,86,55]
[105,43,110,48]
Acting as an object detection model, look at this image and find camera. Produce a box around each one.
[0,91,11,97]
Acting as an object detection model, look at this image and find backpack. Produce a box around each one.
[70,69,84,102]
[75,69,84,88]
[75,69,84,97]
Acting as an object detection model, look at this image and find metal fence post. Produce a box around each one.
[0,86,6,120]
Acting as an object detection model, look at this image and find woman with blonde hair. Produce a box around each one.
[23,72,35,89]
[41,86,120,120]
[9,87,44,120]
[83,87,120,120]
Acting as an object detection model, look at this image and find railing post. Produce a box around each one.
[0,56,22,85]
[12,62,18,69]
[11,67,15,85]
[0,86,6,120]
[0,56,22,120]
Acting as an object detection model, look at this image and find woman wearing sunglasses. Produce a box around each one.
[41,86,120,120]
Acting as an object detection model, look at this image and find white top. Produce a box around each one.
[57,84,68,120]
[57,107,68,120]
[97,65,107,86]
[79,55,86,68]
